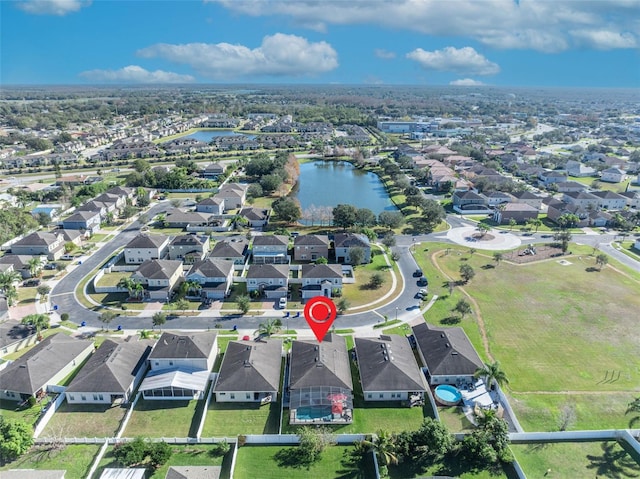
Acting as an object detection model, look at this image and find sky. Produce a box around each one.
[1,0,639,87]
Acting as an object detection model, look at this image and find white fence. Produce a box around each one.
[243,433,366,445]
[33,391,66,438]
[92,269,130,294]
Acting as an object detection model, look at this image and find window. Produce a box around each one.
[69,395,75,400]
[99,394,104,401]
[230,393,235,399]
[379,393,384,398]
[93,394,98,401]
[246,393,251,399]
[367,394,372,399]
[169,361,173,366]
[81,395,86,401]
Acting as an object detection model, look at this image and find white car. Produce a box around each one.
[278,297,287,309]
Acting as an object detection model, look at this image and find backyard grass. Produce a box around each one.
[0,444,100,479]
[124,398,202,437]
[201,401,281,436]
[233,445,376,479]
[93,444,229,479]
[388,458,516,479]
[94,271,131,287]
[511,441,640,478]
[41,401,127,438]
[569,175,631,193]
[437,406,477,433]
[0,398,50,427]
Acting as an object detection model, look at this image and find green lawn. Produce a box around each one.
[0,444,100,479]
[0,398,50,427]
[94,271,131,287]
[17,286,38,304]
[201,401,281,437]
[438,406,477,433]
[233,445,376,479]
[41,401,127,438]
[512,441,640,478]
[124,399,202,437]
[388,458,515,479]
[341,248,395,309]
[93,444,229,479]
[569,175,631,193]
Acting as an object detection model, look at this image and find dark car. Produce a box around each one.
[23,279,41,287]
[417,276,428,286]
[413,269,423,277]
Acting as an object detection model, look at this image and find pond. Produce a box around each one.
[292,161,396,217]
[182,130,255,142]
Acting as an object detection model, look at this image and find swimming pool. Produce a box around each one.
[434,385,462,406]
[295,405,333,421]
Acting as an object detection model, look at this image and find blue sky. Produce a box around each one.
[1,0,639,87]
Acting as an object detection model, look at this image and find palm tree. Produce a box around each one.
[0,270,21,292]
[21,313,50,340]
[493,252,503,266]
[182,280,202,298]
[117,277,144,300]
[529,218,543,233]
[4,287,18,307]
[254,318,282,338]
[359,430,399,466]
[626,397,640,428]
[27,257,42,278]
[474,361,509,390]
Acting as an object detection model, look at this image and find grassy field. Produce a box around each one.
[41,401,127,438]
[0,444,100,479]
[94,271,131,287]
[0,398,50,427]
[388,459,516,479]
[124,398,202,437]
[414,242,640,431]
[201,401,281,436]
[341,248,395,309]
[93,444,228,479]
[512,441,640,478]
[233,445,376,479]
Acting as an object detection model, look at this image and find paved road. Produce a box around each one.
[49,212,640,331]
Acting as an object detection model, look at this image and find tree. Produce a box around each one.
[36,284,51,297]
[474,361,510,389]
[420,199,446,231]
[254,318,282,337]
[332,204,358,229]
[315,256,328,264]
[469,248,477,257]
[152,311,167,330]
[349,247,365,267]
[360,430,399,467]
[99,310,117,330]
[174,298,189,314]
[64,241,77,253]
[272,197,302,223]
[368,272,385,289]
[259,174,282,194]
[476,222,491,237]
[236,294,251,314]
[460,413,513,467]
[35,212,51,227]
[626,397,640,428]
[0,417,34,463]
[148,441,172,469]
[297,426,336,465]
[355,208,377,227]
[508,218,517,231]
[27,257,42,278]
[121,205,138,219]
[133,158,151,173]
[170,198,182,208]
[378,211,404,230]
[528,218,543,233]
[113,437,148,466]
[557,213,579,229]
[382,232,396,249]
[337,298,350,314]
[4,287,18,307]
[247,183,263,199]
[411,417,454,459]
[595,253,608,270]
[0,270,21,292]
[493,252,503,266]
[118,277,144,300]
[554,230,572,253]
[459,263,476,283]
[21,313,49,340]
[453,299,472,319]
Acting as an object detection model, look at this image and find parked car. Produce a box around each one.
[278,297,287,309]
[413,269,423,277]
[23,279,41,287]
[416,289,428,299]
[43,263,57,270]
[417,276,428,286]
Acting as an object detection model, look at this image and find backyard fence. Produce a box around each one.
[242,433,366,445]
[33,391,66,438]
[92,268,130,294]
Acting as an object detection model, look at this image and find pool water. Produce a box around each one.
[295,405,332,421]
[435,385,462,405]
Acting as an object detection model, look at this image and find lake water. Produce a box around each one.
[183,130,255,142]
[292,161,396,214]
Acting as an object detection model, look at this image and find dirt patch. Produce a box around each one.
[503,244,565,264]
[471,233,495,241]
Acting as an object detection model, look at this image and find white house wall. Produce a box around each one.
[363,391,409,401]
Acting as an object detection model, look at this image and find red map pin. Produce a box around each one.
[304,296,337,343]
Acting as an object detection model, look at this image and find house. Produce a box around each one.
[0,333,94,402]
[355,335,427,402]
[0,319,37,358]
[538,170,568,187]
[591,191,627,210]
[65,338,154,405]
[452,190,487,207]
[333,233,371,264]
[511,191,543,210]
[209,238,249,265]
[106,185,136,203]
[202,163,225,179]
[301,264,342,300]
[493,203,539,225]
[185,258,234,299]
[165,466,222,479]
[124,234,170,264]
[131,259,184,301]
[215,183,249,210]
[289,334,353,425]
[62,210,102,234]
[195,197,225,215]
[547,201,590,228]
[251,235,289,264]
[164,210,215,229]
[412,323,484,386]
[168,234,210,264]
[565,160,596,177]
[483,191,513,208]
[620,191,640,209]
[600,167,626,183]
[31,204,63,220]
[562,191,600,209]
[293,235,330,262]
[240,207,270,227]
[11,231,65,260]
[99,469,146,479]
[164,467,221,479]
[56,174,89,186]
[246,264,289,299]
[0,255,36,278]
[555,181,587,193]
[213,339,283,403]
[59,228,84,247]
[140,332,217,400]
[3,471,67,479]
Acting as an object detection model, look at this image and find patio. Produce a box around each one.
[458,379,503,425]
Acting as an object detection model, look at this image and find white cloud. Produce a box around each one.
[450,78,485,86]
[208,0,639,52]
[137,34,338,79]
[570,29,637,49]
[16,0,90,15]
[407,47,500,76]
[79,65,194,84]
[374,49,396,60]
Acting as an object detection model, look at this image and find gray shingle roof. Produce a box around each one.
[294,234,329,246]
[214,339,282,393]
[412,323,484,377]
[252,235,288,246]
[14,231,60,247]
[0,333,94,395]
[134,259,182,280]
[210,239,248,258]
[125,234,168,249]
[301,264,342,279]
[333,233,370,248]
[246,264,289,279]
[66,339,154,394]
[289,334,352,390]
[187,258,233,279]
[170,234,206,247]
[240,207,269,221]
[149,332,217,360]
[355,335,427,393]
